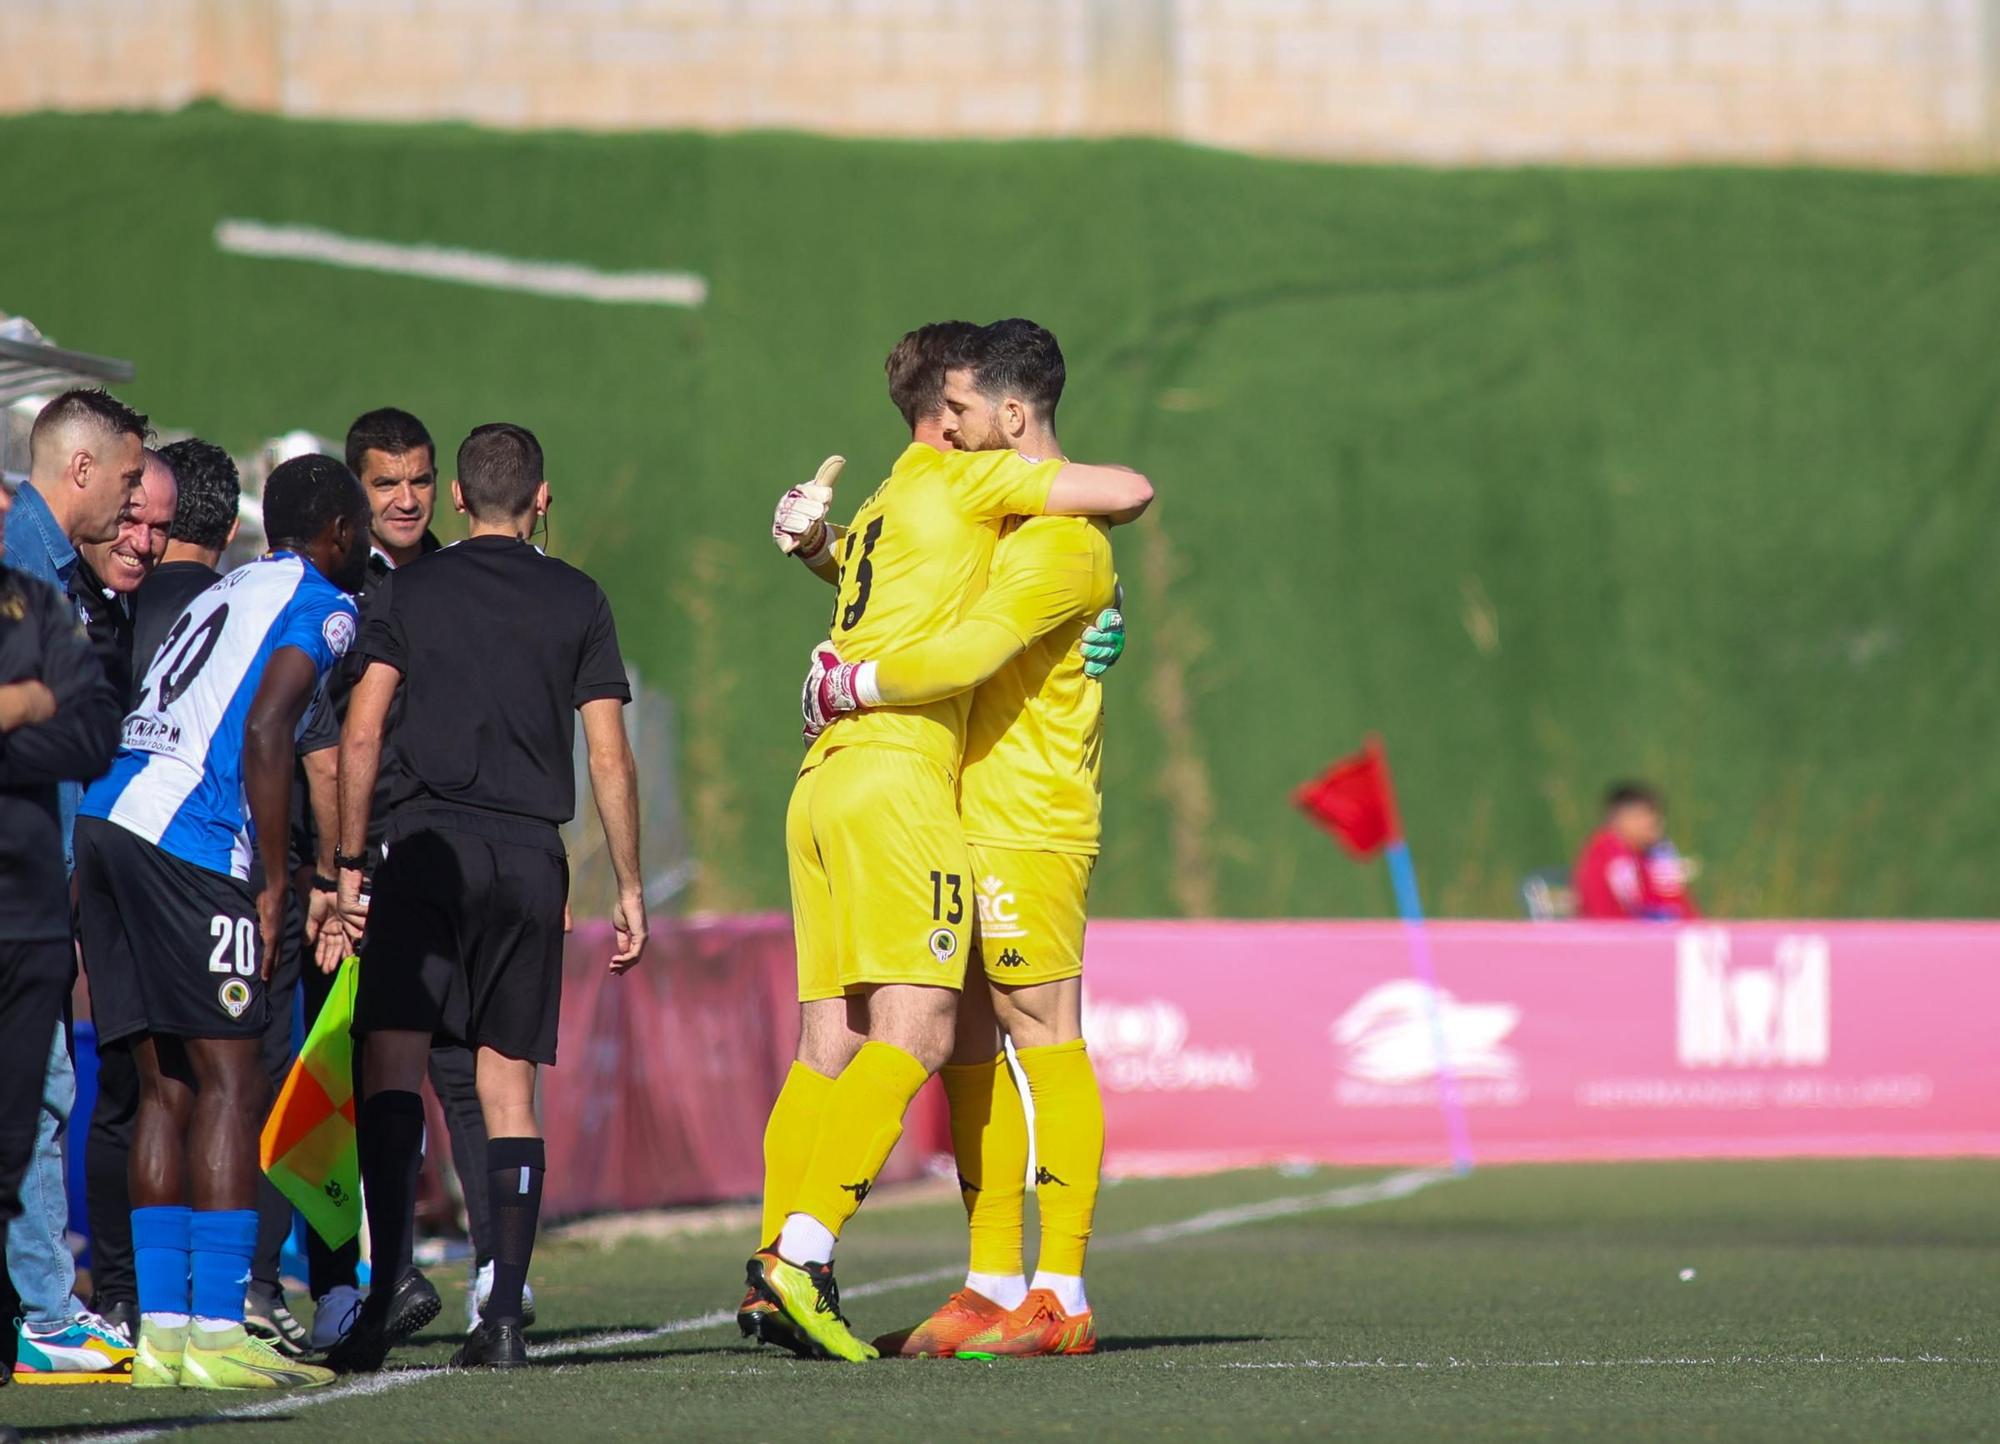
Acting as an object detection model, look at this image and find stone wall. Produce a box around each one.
[3,0,1991,167]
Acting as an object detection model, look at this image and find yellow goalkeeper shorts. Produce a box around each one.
[786,744,975,1004]
[967,844,1094,986]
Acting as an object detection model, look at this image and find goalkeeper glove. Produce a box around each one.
[1080,607,1125,678]
[801,645,874,740]
[773,484,834,564]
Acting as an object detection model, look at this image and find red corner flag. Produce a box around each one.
[1293,735,1402,859]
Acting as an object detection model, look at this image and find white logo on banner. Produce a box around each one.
[1332,980,1522,1086]
[1676,930,1830,1069]
[1082,993,1257,1093]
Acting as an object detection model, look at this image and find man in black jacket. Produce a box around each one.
[0,480,123,1383]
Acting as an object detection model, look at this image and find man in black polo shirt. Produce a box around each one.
[85,436,240,1341]
[0,478,122,1381]
[68,448,177,707]
[293,408,518,1351]
[324,422,645,1373]
[130,438,241,685]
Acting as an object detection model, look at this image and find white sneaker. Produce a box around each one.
[471,1260,536,1327]
[308,1285,363,1351]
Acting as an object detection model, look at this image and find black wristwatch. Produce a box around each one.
[334,850,368,873]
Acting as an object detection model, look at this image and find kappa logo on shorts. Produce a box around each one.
[217,978,253,1019]
[995,947,1028,969]
[928,928,958,964]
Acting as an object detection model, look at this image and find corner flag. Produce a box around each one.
[260,955,363,1246]
[1295,734,1474,1175]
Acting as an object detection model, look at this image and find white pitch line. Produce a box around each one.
[213,219,708,308]
[72,1167,1449,1443]
[1216,1354,1997,1371]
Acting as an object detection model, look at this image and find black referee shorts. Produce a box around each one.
[74,816,268,1046]
[354,809,569,1065]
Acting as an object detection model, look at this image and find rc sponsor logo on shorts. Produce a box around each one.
[928,928,958,964]
[323,610,356,657]
[1330,980,1525,1107]
[1082,991,1257,1093]
[976,875,1026,939]
[217,978,254,1019]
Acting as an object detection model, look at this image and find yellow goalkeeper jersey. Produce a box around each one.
[959,515,1118,856]
[803,442,1062,778]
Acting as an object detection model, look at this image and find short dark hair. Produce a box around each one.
[1604,782,1663,815]
[158,437,241,550]
[344,407,434,476]
[965,318,1065,421]
[885,321,980,429]
[263,453,363,550]
[30,388,153,463]
[456,423,544,519]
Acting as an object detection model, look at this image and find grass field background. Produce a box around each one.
[9,1159,1996,1442]
[4,107,1997,919]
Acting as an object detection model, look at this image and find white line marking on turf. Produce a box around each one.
[213,219,708,307]
[1216,1354,1997,1371]
[75,1168,1448,1443]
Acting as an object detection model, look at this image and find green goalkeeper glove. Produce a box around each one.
[1080,607,1125,679]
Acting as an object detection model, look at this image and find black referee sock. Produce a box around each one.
[357,1090,426,1322]
[484,1137,545,1329]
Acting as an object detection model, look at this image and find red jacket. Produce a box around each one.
[1573,828,1700,921]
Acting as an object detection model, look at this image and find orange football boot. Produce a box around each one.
[957,1288,1097,1357]
[871,1288,1010,1358]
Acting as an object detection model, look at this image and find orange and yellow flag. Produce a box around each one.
[259,955,363,1247]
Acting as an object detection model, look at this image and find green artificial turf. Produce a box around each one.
[4,109,1997,917]
[10,1159,1997,1441]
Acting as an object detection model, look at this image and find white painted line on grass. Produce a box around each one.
[1215,1354,1997,1371]
[213,219,708,307]
[74,1167,1449,1442]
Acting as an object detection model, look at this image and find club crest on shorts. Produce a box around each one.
[218,978,253,1018]
[928,927,957,964]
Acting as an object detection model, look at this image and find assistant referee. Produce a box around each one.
[324,422,646,1374]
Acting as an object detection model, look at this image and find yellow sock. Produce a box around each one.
[759,1061,836,1246]
[790,1042,931,1237]
[941,1053,1028,1278]
[1017,1039,1104,1278]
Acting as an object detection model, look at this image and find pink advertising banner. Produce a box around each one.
[1077,921,2000,1171]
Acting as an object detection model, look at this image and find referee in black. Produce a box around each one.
[323,422,646,1373]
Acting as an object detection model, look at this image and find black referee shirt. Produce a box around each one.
[0,566,121,940]
[357,535,629,829]
[131,560,221,704]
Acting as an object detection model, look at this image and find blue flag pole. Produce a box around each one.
[1381,822,1476,1177]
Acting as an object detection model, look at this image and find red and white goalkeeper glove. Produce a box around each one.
[772,455,844,565]
[801,645,877,740]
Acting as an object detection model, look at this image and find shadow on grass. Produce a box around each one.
[523,1344,748,1368]
[27,1420,274,1441]
[1096,1334,1272,1354]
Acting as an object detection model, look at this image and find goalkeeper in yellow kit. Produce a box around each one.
[746,319,1151,1363]
[758,319,1130,1359]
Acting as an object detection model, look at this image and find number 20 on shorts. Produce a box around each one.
[208,914,257,976]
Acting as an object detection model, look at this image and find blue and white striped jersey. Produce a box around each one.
[80,552,357,880]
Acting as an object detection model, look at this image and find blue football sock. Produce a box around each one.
[133,1205,193,1320]
[189,1209,258,1326]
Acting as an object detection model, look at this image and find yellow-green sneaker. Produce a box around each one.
[132,1321,186,1388]
[746,1250,877,1363]
[180,1325,335,1389]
